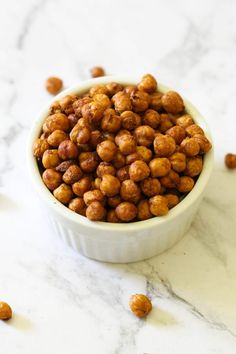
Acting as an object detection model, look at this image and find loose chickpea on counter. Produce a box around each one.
[34,74,212,222]
[0,301,12,320]
[46,77,63,95]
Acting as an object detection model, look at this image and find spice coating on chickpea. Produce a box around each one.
[101,109,121,133]
[180,137,200,157]
[166,125,186,144]
[107,209,120,223]
[142,109,160,129]
[153,134,176,157]
[149,157,171,177]
[129,294,152,318]
[169,152,186,172]
[161,91,184,114]
[42,149,60,169]
[120,111,141,130]
[47,130,68,147]
[136,146,153,163]
[46,77,63,95]
[90,66,105,78]
[120,179,141,204]
[53,183,73,204]
[140,178,161,197]
[0,301,12,320]
[134,125,155,147]
[97,140,117,162]
[107,195,121,208]
[176,114,194,128]
[192,134,212,153]
[112,91,132,113]
[79,152,99,173]
[178,176,195,193]
[149,92,163,111]
[138,74,157,93]
[33,138,50,158]
[165,194,180,209]
[43,113,70,133]
[185,156,203,177]
[58,140,78,160]
[96,162,116,178]
[129,160,150,182]
[160,169,180,189]
[225,153,236,169]
[116,134,136,155]
[72,176,92,197]
[115,202,137,222]
[130,90,150,112]
[82,101,104,124]
[69,197,86,215]
[185,124,204,137]
[137,200,153,220]
[149,195,169,216]
[86,201,106,221]
[84,189,105,206]
[116,166,130,182]
[100,174,120,197]
[63,165,83,184]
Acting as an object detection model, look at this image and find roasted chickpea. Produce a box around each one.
[90,66,105,78]
[149,157,171,177]
[130,90,149,112]
[75,126,90,144]
[137,74,157,93]
[33,138,50,158]
[161,91,184,114]
[69,197,86,215]
[43,113,70,133]
[58,140,78,160]
[89,130,104,148]
[159,114,173,133]
[56,160,76,173]
[136,146,153,163]
[97,140,117,162]
[116,134,136,155]
[192,134,212,153]
[169,152,186,172]
[185,124,204,137]
[92,177,102,190]
[45,76,63,95]
[82,101,104,124]
[149,92,163,111]
[185,156,203,177]
[160,170,180,189]
[166,126,186,144]
[115,129,131,144]
[178,176,195,193]
[107,209,120,223]
[53,183,73,204]
[176,114,194,128]
[140,178,161,197]
[84,189,105,206]
[50,100,61,114]
[123,85,136,96]
[153,134,176,157]
[89,84,109,97]
[165,194,180,209]
[134,125,155,147]
[142,109,160,129]
[93,93,111,110]
[68,113,79,129]
[100,174,120,197]
[70,122,83,143]
[112,91,132,113]
[116,166,130,182]
[105,82,123,96]
[120,111,141,130]
[137,200,153,220]
[73,97,92,118]
[42,149,60,169]
[79,152,99,173]
[60,95,77,115]
[42,169,62,190]
[149,195,169,216]
[62,165,83,184]
[112,151,126,168]
[72,176,92,196]
[96,162,116,177]
[86,201,106,221]
[120,179,141,204]
[101,109,121,133]
[180,137,200,157]
[129,160,150,182]
[107,195,121,208]
[225,153,236,169]
[103,132,115,142]
[47,130,68,147]
[115,202,137,222]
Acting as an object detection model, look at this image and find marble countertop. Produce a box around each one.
[1,0,236,353]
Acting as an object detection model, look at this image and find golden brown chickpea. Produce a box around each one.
[93,93,111,110]
[112,151,126,169]
[129,160,150,182]
[225,153,236,169]
[62,165,83,184]
[50,100,61,114]
[142,109,160,129]
[178,176,195,193]
[105,82,123,96]
[47,130,68,147]
[42,169,62,190]
[149,92,163,111]
[123,85,136,96]
[116,134,136,155]
[96,140,117,162]
[130,89,150,112]
[137,74,157,93]
[76,126,91,144]
[115,129,131,144]
[0,301,12,320]
[101,109,121,133]
[56,160,76,173]
[180,137,200,157]
[185,156,203,177]
[166,126,186,144]
[42,149,60,169]
[89,84,109,97]
[107,195,121,208]
[73,97,92,118]
[58,140,78,160]
[89,130,104,148]
[53,183,73,204]
[43,113,70,133]
[115,202,137,222]
[100,174,120,197]
[185,124,204,137]
[159,114,173,133]
[112,91,132,113]
[45,76,63,95]
[84,189,105,206]
[176,114,194,128]
[69,122,83,143]
[69,197,86,215]
[92,177,102,190]
[161,91,184,114]
[90,66,105,78]
[140,177,161,197]
[79,152,99,173]
[120,179,141,204]
[149,195,169,216]
[169,152,186,172]
[137,200,153,220]
[120,111,141,130]
[165,194,180,209]
[33,138,50,158]
[136,146,153,163]
[160,170,180,189]
[149,157,171,177]
[103,132,115,142]
[72,176,92,197]
[68,113,79,129]
[77,143,92,152]
[192,134,212,153]
[153,134,176,157]
[96,162,116,177]
[86,201,106,221]
[60,95,77,115]
[107,209,120,223]
[126,153,142,165]
[134,125,155,147]
[81,101,104,124]
[116,166,130,182]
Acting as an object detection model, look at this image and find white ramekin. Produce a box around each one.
[28,76,214,263]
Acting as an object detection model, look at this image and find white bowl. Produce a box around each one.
[28,76,214,263]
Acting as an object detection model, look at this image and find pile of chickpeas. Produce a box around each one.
[33,74,212,222]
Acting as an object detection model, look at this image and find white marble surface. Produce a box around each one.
[1,0,236,353]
